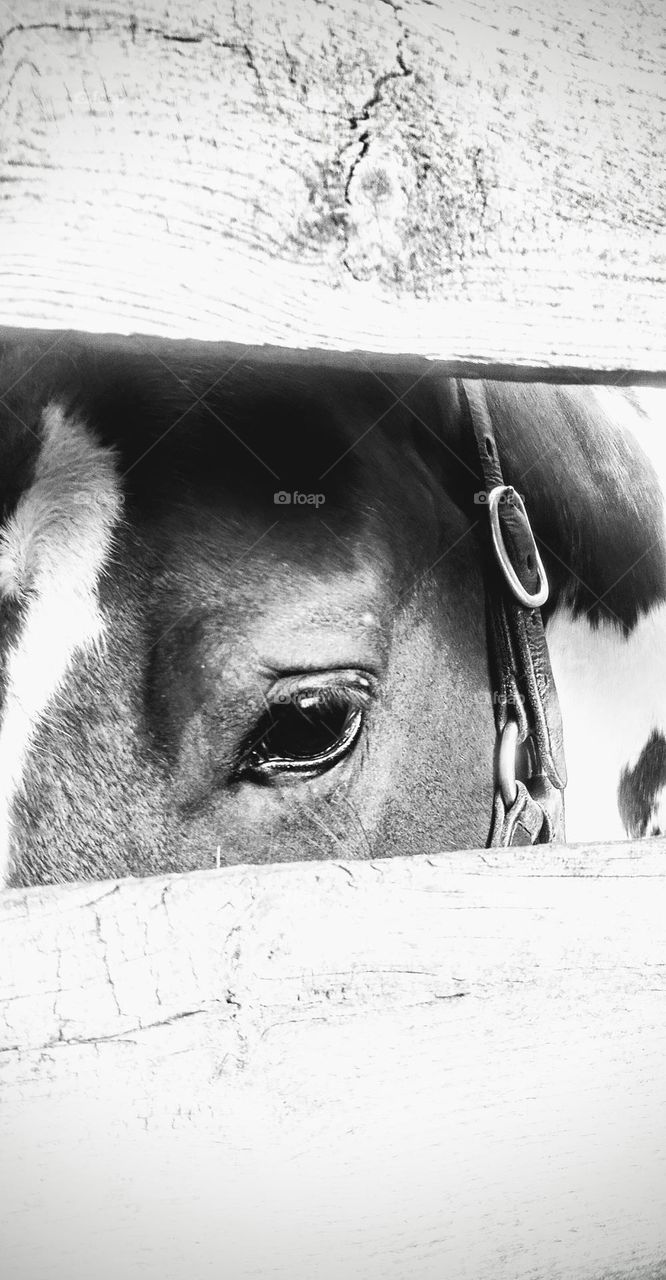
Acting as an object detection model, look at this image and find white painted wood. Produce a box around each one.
[2,841,666,1278]
[0,0,664,368]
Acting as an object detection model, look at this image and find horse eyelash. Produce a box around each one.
[291,684,370,714]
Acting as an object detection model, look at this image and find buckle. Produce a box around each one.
[487,485,549,608]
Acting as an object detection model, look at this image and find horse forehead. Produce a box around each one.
[145,482,426,626]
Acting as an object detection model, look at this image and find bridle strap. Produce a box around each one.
[460,380,567,846]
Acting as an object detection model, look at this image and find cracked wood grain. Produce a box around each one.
[0,0,664,368]
[2,840,666,1278]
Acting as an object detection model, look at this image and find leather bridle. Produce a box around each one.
[460,381,567,847]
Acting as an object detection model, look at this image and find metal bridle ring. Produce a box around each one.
[487,485,549,609]
[498,717,519,807]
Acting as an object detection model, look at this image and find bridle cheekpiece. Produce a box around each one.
[460,380,567,847]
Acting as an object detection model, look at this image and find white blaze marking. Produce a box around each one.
[0,403,122,884]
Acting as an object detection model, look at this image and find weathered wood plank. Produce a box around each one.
[3,324,666,391]
[0,0,664,367]
[2,841,666,1278]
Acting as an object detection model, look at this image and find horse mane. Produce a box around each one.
[408,377,666,634]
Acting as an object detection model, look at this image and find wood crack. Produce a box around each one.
[341,19,413,279]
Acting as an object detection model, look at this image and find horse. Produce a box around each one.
[1,335,664,886]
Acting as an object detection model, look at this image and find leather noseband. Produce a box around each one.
[460,381,567,847]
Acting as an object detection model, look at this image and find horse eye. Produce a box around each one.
[239,678,369,782]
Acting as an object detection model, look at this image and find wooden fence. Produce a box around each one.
[0,0,664,369]
[2,842,666,1279]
